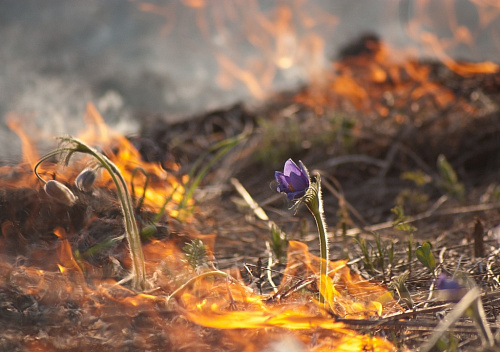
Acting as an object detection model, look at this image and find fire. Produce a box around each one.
[0,107,402,350]
[5,113,40,167]
[405,0,500,76]
[54,227,84,276]
[294,36,464,117]
[179,241,399,332]
[139,0,336,100]
[0,114,48,189]
[145,239,400,350]
[3,1,499,349]
[79,103,186,215]
[138,0,499,116]
[1,105,186,218]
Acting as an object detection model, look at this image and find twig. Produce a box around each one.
[230,177,270,223]
[265,241,278,293]
[323,154,387,169]
[339,318,498,333]
[231,178,282,293]
[342,199,500,237]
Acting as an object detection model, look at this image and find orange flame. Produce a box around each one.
[0,114,61,189]
[5,113,40,167]
[54,227,84,276]
[139,0,337,100]
[0,108,403,350]
[172,240,399,350]
[405,0,500,76]
[2,103,187,220]
[294,36,465,117]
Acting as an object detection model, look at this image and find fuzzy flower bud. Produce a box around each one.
[75,168,96,192]
[44,180,77,206]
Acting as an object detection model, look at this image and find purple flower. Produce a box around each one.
[436,273,462,291]
[275,159,310,200]
[436,273,465,302]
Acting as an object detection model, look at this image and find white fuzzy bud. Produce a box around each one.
[75,168,96,192]
[44,180,77,206]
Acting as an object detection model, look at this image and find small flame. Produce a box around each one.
[419,32,499,76]
[294,37,465,117]
[5,113,40,167]
[78,103,187,214]
[2,103,187,219]
[54,227,84,276]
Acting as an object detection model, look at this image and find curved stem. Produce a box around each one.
[307,204,329,305]
[304,175,329,306]
[33,148,75,184]
[79,142,147,290]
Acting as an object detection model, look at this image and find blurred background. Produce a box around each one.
[1,0,498,160]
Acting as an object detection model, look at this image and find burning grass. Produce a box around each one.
[0,105,404,351]
[2,31,500,352]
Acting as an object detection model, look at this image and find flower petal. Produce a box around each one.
[287,189,306,200]
[298,161,310,180]
[283,159,301,177]
[275,171,289,192]
[288,172,308,193]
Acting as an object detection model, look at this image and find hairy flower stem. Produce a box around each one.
[35,138,148,291]
[304,175,329,305]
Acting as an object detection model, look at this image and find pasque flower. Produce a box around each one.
[435,272,466,302]
[275,158,329,307]
[436,272,462,291]
[35,137,148,291]
[275,159,310,201]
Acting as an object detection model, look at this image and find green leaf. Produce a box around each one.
[437,154,465,199]
[391,205,417,233]
[416,242,436,271]
[401,170,431,187]
[270,225,287,263]
[183,239,209,270]
[390,273,413,309]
